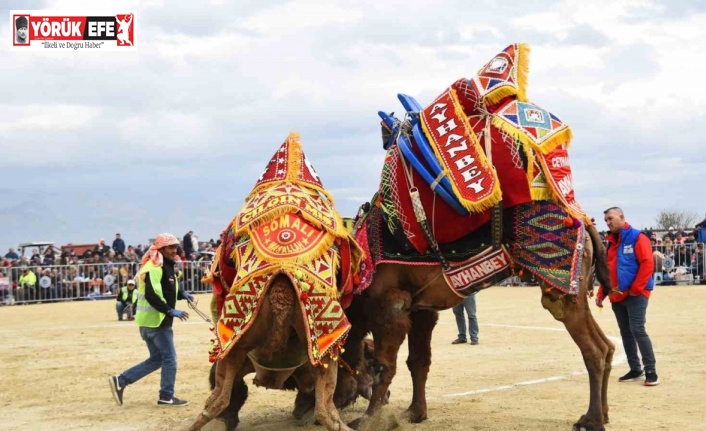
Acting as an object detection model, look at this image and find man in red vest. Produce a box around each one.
[596,207,659,386]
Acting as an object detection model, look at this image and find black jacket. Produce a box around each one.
[144,259,186,327]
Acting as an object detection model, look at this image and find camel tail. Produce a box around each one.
[260,275,297,356]
[586,224,611,296]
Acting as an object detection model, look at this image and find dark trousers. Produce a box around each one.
[121,326,177,399]
[452,294,479,341]
[611,294,657,373]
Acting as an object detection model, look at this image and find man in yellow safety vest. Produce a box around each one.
[108,233,194,406]
[116,279,138,321]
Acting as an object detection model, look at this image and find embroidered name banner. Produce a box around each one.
[250,212,329,262]
[443,246,511,293]
[535,147,588,223]
[419,89,500,213]
[235,183,340,234]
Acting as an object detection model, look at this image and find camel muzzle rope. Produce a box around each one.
[186,297,213,324]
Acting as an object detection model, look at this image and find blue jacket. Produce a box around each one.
[617,225,654,292]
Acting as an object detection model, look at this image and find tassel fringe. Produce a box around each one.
[484,86,516,107]
[492,115,573,155]
[516,43,530,102]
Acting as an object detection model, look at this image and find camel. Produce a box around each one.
[184,133,374,431]
[341,225,614,431]
[184,274,354,431]
[195,222,377,431]
[337,43,616,431]
[200,338,377,431]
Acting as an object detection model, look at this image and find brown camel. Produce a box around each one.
[194,237,377,431]
[341,225,615,431]
[183,274,355,431]
[199,338,377,431]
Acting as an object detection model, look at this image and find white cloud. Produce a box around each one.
[458,24,503,41]
[0,104,100,132]
[151,32,252,65]
[240,2,363,35]
[117,111,209,153]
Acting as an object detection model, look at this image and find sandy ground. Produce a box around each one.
[1,286,705,431]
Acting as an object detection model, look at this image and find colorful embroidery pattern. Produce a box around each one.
[250,212,331,264]
[249,132,334,203]
[231,238,338,299]
[205,132,363,366]
[214,272,350,366]
[510,201,585,294]
[234,183,346,237]
[492,100,573,155]
[470,43,529,106]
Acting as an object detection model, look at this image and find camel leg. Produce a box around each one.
[200,360,228,411]
[291,363,316,422]
[182,349,248,431]
[293,389,316,422]
[569,304,615,428]
[336,296,373,408]
[364,290,411,418]
[202,359,253,431]
[541,287,607,431]
[405,309,438,423]
[586,312,615,424]
[584,224,615,423]
[313,358,353,431]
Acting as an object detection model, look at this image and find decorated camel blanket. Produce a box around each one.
[355,200,585,295]
[366,43,588,295]
[205,133,363,366]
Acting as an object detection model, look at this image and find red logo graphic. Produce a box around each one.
[115,13,133,46]
[11,12,136,50]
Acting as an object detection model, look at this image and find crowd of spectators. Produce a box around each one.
[0,232,221,305]
[638,220,706,283]
[4,215,705,305]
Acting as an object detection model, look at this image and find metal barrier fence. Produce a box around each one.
[0,260,213,305]
[0,242,703,305]
[653,242,705,285]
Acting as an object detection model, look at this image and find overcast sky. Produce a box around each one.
[1,0,705,252]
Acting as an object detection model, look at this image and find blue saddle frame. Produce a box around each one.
[395,131,468,215]
[398,94,453,187]
[394,94,468,215]
[411,123,456,194]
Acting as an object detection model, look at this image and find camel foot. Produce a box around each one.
[297,408,317,427]
[348,411,399,431]
[198,418,228,431]
[572,425,605,431]
[347,416,367,430]
[405,403,427,423]
[292,392,315,420]
[572,415,605,431]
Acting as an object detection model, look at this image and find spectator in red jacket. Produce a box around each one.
[596,207,659,386]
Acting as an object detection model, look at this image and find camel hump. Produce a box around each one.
[260,275,297,356]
